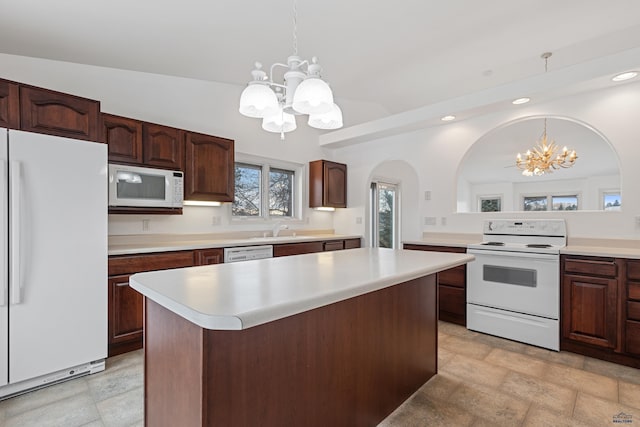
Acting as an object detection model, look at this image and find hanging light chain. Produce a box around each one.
[292,0,298,56]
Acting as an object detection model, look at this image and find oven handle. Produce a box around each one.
[467,248,559,261]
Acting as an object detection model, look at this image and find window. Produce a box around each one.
[603,191,621,211]
[523,194,579,211]
[523,196,548,211]
[233,156,302,220]
[371,181,399,249]
[552,195,578,211]
[479,196,502,212]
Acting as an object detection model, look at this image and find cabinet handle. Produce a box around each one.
[10,161,22,305]
[115,282,130,287]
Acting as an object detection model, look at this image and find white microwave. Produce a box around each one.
[108,164,183,208]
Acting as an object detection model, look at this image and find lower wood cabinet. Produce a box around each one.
[273,241,325,257]
[403,244,467,326]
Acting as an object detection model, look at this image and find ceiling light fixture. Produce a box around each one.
[516,53,578,176]
[611,71,638,82]
[238,0,342,140]
[512,97,530,105]
[441,115,456,121]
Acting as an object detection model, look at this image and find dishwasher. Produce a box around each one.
[223,245,273,263]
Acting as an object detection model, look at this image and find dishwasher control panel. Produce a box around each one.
[223,245,274,263]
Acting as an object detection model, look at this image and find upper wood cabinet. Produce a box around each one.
[0,79,19,129]
[309,160,347,208]
[184,132,234,202]
[20,85,100,141]
[101,113,143,164]
[143,123,184,170]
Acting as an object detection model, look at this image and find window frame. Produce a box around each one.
[232,153,304,223]
[520,192,581,211]
[478,195,502,213]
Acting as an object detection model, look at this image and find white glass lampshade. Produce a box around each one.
[291,77,334,115]
[262,107,297,133]
[239,83,279,118]
[308,104,343,130]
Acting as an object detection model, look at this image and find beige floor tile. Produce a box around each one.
[583,357,640,385]
[545,351,585,369]
[440,354,509,388]
[439,321,480,339]
[0,376,89,418]
[619,381,640,410]
[471,332,536,354]
[3,393,100,427]
[573,392,637,426]
[438,330,451,343]
[440,335,493,360]
[542,362,619,401]
[380,392,475,427]
[485,348,548,377]
[420,372,462,401]
[438,346,455,368]
[501,371,576,415]
[522,404,597,427]
[521,345,555,360]
[105,350,143,372]
[87,362,144,403]
[96,386,143,427]
[448,382,530,427]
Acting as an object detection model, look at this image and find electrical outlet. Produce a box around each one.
[424,217,436,226]
[142,219,150,232]
[356,217,363,225]
[211,216,221,226]
[424,191,431,201]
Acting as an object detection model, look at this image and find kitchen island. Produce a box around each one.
[130,247,474,427]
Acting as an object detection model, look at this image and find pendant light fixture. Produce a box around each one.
[516,53,578,176]
[238,0,343,139]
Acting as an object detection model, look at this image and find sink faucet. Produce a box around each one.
[272,222,289,237]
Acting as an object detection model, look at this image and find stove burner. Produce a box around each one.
[482,241,505,246]
[526,244,552,248]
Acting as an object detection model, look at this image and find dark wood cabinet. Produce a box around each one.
[142,123,184,170]
[309,160,347,208]
[0,79,19,129]
[101,113,143,164]
[323,240,344,252]
[108,275,144,356]
[344,238,361,249]
[184,132,234,202]
[195,248,224,266]
[19,85,100,141]
[107,250,196,356]
[273,241,324,257]
[626,260,640,356]
[403,244,467,326]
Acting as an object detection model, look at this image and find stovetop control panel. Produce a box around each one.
[483,219,566,237]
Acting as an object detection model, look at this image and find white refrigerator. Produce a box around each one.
[0,127,107,399]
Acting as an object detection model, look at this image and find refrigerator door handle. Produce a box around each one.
[10,160,21,305]
[0,160,5,307]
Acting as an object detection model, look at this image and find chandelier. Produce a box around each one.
[238,0,343,140]
[515,53,578,176]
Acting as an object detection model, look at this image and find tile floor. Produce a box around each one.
[0,321,638,426]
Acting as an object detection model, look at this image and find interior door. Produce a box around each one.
[0,128,7,387]
[8,130,107,384]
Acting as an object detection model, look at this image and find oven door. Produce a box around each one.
[467,249,559,319]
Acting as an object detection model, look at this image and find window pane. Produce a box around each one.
[378,184,396,248]
[269,168,294,217]
[603,192,621,211]
[552,195,578,211]
[480,197,501,212]
[523,196,547,211]
[233,163,262,216]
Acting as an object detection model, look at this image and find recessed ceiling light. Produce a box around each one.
[441,115,456,121]
[612,71,638,82]
[512,97,530,105]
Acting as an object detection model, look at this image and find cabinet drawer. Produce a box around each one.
[626,320,640,356]
[403,244,465,254]
[109,251,195,275]
[628,301,640,321]
[629,283,640,301]
[438,265,465,288]
[564,257,617,277]
[628,260,640,281]
[323,241,344,252]
[344,238,361,249]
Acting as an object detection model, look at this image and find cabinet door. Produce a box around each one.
[102,113,143,164]
[184,132,234,202]
[0,79,19,129]
[323,240,344,252]
[20,85,100,141]
[626,321,640,355]
[108,275,143,356]
[344,238,361,249]
[439,285,466,325]
[195,248,224,265]
[562,274,618,348]
[142,123,184,170]
[309,160,347,208]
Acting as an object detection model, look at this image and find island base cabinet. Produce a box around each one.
[144,275,437,427]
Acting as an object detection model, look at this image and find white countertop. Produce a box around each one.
[109,233,362,256]
[403,233,482,248]
[130,247,474,331]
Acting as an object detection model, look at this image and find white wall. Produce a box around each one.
[0,53,388,236]
[333,81,640,240]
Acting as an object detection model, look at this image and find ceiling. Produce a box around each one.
[2,0,640,122]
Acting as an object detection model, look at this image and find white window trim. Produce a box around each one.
[520,191,582,211]
[231,152,305,224]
